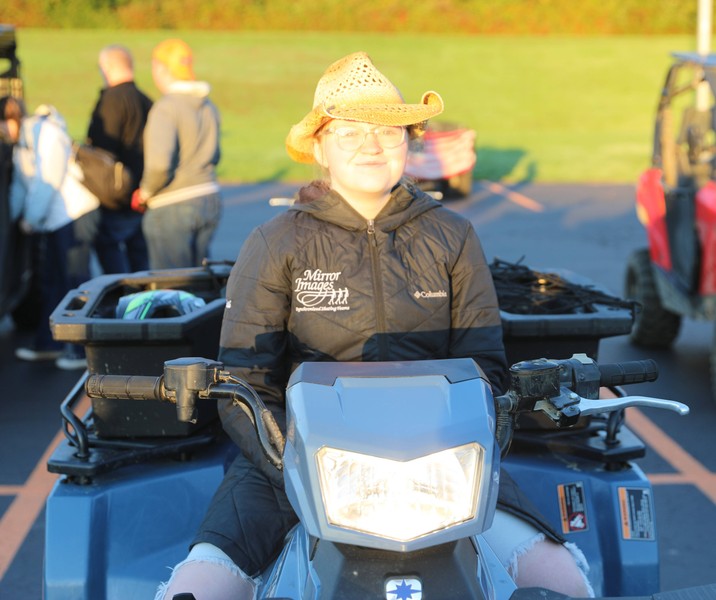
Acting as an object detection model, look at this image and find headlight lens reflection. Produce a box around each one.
[316,443,482,541]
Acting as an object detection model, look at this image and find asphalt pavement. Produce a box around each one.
[1,181,715,598]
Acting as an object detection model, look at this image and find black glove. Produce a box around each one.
[218,396,285,489]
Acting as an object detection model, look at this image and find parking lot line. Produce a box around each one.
[0,395,91,581]
[627,408,716,502]
[477,180,545,212]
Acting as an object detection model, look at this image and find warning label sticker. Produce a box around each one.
[558,482,589,534]
[618,487,655,540]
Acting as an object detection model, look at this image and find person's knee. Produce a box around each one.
[514,539,594,598]
[155,544,255,600]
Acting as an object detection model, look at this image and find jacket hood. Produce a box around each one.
[290,180,441,232]
[32,104,67,131]
[167,80,211,100]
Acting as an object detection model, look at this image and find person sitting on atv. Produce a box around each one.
[155,51,594,600]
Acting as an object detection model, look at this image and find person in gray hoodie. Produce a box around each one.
[133,38,221,269]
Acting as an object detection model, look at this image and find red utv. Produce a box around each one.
[626,52,716,399]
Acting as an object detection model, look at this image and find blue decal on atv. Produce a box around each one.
[385,577,422,600]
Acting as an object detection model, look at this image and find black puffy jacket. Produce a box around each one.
[218,181,508,485]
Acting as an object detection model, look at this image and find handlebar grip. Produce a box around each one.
[598,360,658,387]
[85,374,164,401]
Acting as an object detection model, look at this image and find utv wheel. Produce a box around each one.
[444,170,473,199]
[624,248,681,347]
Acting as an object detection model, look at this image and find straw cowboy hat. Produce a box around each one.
[286,51,444,163]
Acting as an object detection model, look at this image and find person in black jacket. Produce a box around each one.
[154,52,594,600]
[87,44,153,273]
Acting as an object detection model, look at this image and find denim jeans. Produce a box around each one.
[142,193,222,270]
[94,207,149,274]
[34,221,88,353]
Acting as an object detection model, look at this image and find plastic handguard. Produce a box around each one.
[598,360,659,387]
[85,374,164,400]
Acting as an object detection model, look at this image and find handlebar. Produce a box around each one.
[510,354,663,404]
[84,354,689,471]
[86,374,164,401]
[84,358,284,469]
[597,359,659,387]
[495,354,689,455]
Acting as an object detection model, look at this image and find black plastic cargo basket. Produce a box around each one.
[50,264,231,438]
[490,259,635,367]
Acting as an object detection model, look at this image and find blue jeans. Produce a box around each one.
[94,207,149,274]
[142,193,222,270]
[34,221,87,354]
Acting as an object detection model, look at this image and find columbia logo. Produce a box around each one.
[414,290,448,299]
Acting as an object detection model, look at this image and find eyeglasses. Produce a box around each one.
[322,125,407,151]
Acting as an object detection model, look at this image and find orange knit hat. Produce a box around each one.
[152,38,195,81]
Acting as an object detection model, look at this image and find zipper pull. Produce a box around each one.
[367,219,376,245]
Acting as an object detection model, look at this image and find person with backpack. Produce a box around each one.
[1,98,97,369]
[86,44,153,274]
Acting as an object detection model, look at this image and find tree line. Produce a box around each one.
[2,0,708,35]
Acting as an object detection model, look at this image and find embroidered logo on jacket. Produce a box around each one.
[413,289,448,299]
[294,269,350,312]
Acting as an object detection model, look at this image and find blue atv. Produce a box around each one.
[42,261,716,599]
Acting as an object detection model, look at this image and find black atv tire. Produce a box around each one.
[624,248,682,348]
[444,170,473,199]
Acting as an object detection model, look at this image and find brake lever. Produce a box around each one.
[578,395,690,416]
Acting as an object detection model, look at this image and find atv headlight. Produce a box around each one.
[316,443,482,542]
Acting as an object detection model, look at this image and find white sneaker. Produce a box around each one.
[15,347,63,361]
[55,354,87,371]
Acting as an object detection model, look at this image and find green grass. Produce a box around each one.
[11,29,703,183]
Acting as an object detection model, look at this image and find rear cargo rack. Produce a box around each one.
[491,258,636,367]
